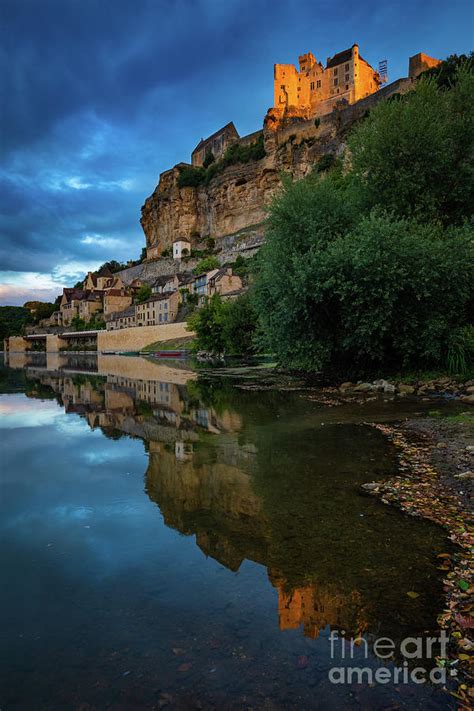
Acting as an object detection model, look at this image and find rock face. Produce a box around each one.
[140,77,413,257]
[141,123,338,256]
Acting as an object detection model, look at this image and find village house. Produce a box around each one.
[83,267,125,292]
[194,267,241,305]
[60,288,87,326]
[208,268,243,299]
[135,291,180,327]
[105,306,136,331]
[172,239,191,259]
[151,272,195,298]
[78,291,104,322]
[273,44,382,118]
[103,288,133,318]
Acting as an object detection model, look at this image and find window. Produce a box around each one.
[159,314,162,322]
[345,63,349,71]
[334,67,338,75]
[334,78,338,86]
[345,74,349,82]
[280,84,285,90]
[346,84,349,90]
[316,80,321,88]
[310,81,314,90]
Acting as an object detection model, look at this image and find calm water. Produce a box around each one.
[0,354,457,709]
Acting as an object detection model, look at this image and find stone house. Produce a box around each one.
[78,291,104,322]
[194,268,242,305]
[173,239,191,259]
[105,306,136,331]
[135,291,180,326]
[60,288,87,326]
[208,268,243,299]
[103,288,133,318]
[191,122,240,167]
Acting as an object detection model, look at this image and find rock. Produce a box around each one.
[339,381,353,392]
[466,445,474,453]
[454,471,474,480]
[398,383,415,395]
[460,395,474,405]
[373,379,396,394]
[362,482,381,491]
[465,385,474,395]
[353,382,375,393]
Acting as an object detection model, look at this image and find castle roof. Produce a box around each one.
[192,122,239,155]
[326,46,354,69]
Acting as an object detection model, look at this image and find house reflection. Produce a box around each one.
[10,354,445,649]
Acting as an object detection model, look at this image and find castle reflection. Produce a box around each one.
[5,352,447,649]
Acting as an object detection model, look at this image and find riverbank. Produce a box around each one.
[362,414,473,707]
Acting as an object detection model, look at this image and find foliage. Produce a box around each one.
[348,69,474,225]
[70,315,106,331]
[254,165,474,372]
[0,306,32,340]
[177,134,266,188]
[188,294,258,355]
[177,165,205,188]
[203,150,215,168]
[135,283,152,303]
[193,255,219,275]
[420,52,474,89]
[316,153,337,173]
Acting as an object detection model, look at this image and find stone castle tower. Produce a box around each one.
[272,44,382,120]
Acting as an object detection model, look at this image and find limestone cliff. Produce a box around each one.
[140,77,412,258]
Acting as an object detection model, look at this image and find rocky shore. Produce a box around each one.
[362,417,473,707]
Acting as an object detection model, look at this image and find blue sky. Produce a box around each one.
[1,0,472,305]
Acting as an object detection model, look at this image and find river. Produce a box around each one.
[0,353,459,709]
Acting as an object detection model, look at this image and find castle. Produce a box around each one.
[272,43,383,119]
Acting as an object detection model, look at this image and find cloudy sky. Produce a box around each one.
[1,0,472,305]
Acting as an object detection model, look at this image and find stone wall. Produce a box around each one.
[97,322,194,352]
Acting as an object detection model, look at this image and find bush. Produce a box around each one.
[188,293,257,355]
[316,153,337,173]
[177,166,205,188]
[203,150,215,168]
[135,284,152,303]
[255,202,474,373]
[177,135,266,189]
[193,255,220,275]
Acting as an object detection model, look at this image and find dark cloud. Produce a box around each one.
[0,0,472,303]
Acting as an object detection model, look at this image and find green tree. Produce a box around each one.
[0,306,33,340]
[135,284,152,303]
[188,293,258,355]
[255,203,474,373]
[188,295,227,353]
[193,255,220,275]
[420,52,474,89]
[348,69,474,225]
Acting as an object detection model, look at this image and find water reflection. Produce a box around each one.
[0,354,455,708]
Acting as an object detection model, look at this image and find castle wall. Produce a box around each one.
[409,52,441,79]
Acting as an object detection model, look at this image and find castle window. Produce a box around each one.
[310,81,315,90]
[280,84,285,90]
[316,80,321,88]
[334,78,338,86]
[345,74,350,82]
[345,63,349,71]
[346,84,349,90]
[334,67,338,75]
